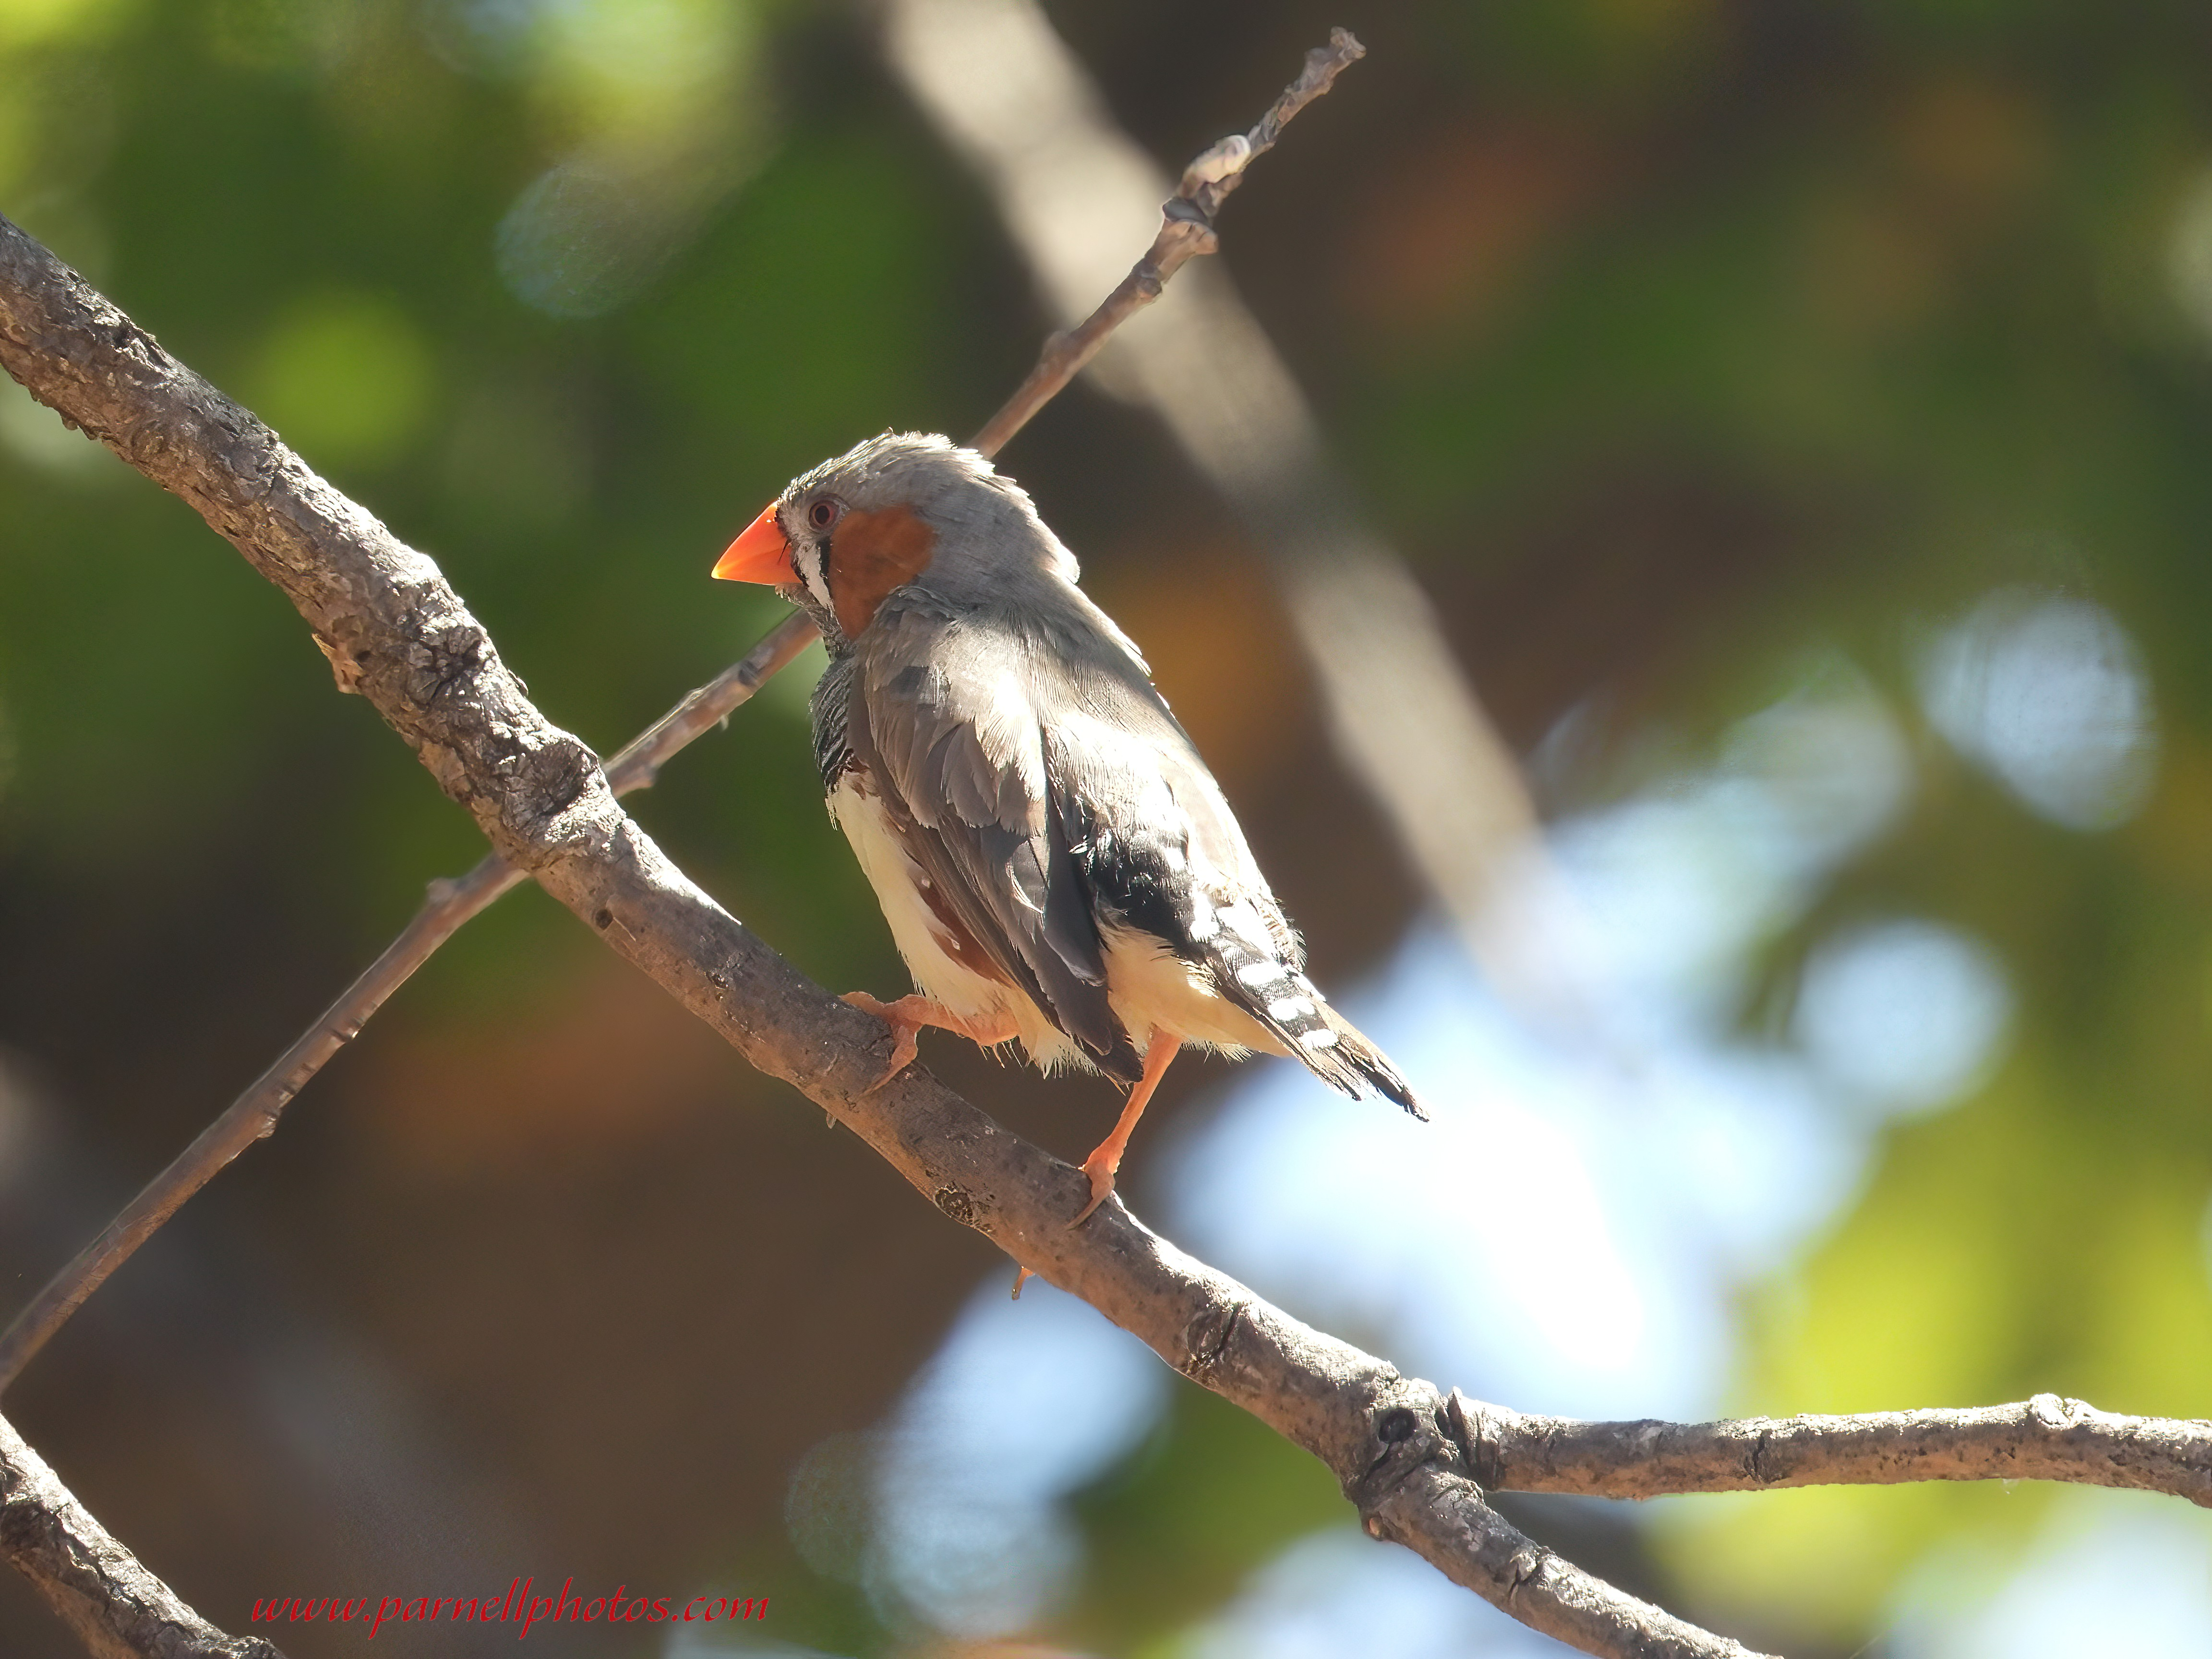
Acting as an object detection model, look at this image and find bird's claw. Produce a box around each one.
[1069,1157,1116,1228]
[841,991,920,1091]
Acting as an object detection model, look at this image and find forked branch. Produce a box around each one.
[0,611,819,1392]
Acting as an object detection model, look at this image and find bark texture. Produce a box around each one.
[0,1412,285,1659]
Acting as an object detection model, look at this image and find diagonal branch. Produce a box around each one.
[1369,1464,1769,1659]
[966,26,1363,457]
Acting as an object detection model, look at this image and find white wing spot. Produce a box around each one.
[1159,843,1187,872]
[1268,995,1316,1022]
[1220,900,1276,952]
[1187,894,1219,940]
[1298,1027,1339,1050]
[1236,959,1289,988]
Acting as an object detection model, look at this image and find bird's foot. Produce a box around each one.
[839,992,1020,1091]
[840,991,932,1090]
[1069,1154,1118,1228]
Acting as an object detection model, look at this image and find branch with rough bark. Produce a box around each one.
[1,40,2208,1659]
[10,204,2211,1659]
[0,1411,285,1659]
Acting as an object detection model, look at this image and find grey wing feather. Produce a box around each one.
[849,611,1140,1079]
[1037,654,1427,1119]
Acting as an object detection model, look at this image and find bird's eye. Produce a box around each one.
[807,498,841,531]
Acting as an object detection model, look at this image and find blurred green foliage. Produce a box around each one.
[4,0,2212,1655]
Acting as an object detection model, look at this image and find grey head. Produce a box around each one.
[760,432,1104,649]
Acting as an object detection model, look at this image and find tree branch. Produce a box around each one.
[1369,1464,1765,1659]
[0,1411,285,1659]
[1457,1392,2212,1508]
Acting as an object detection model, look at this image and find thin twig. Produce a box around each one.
[9,197,2211,1659]
[1456,1392,2212,1508]
[967,27,1364,458]
[0,31,1349,1394]
[0,611,818,1391]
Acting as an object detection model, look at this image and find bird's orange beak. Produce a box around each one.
[712,502,790,584]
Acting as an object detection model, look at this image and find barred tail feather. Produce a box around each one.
[1318,1004,1426,1120]
[1205,934,1427,1121]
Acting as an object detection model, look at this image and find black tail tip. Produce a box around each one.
[1381,1081,1428,1122]
[1358,1063,1426,1122]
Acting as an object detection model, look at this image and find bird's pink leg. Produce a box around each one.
[840,992,1021,1092]
[1071,1031,1180,1227]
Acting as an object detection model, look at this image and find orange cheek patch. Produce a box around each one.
[828,504,938,637]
